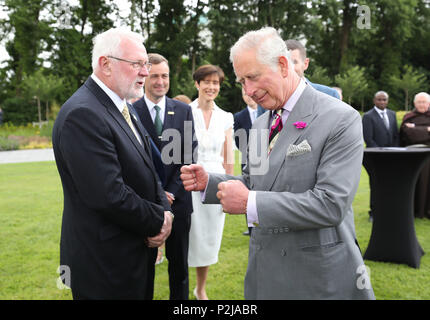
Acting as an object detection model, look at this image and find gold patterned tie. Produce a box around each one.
[122,104,142,144]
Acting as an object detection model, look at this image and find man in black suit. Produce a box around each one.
[362,91,399,220]
[52,28,173,299]
[133,53,197,300]
[362,91,399,147]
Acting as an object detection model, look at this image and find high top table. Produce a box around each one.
[362,147,430,268]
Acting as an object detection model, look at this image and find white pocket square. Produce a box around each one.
[286,139,311,157]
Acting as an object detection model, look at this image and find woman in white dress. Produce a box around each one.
[188,65,234,300]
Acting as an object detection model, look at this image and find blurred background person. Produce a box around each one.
[0,107,3,125]
[188,64,234,300]
[285,39,340,99]
[173,94,192,104]
[362,91,399,220]
[362,91,399,147]
[399,92,430,219]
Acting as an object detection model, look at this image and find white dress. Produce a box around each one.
[188,99,234,267]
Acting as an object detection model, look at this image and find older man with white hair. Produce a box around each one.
[180,27,374,299]
[52,28,173,299]
[400,92,430,219]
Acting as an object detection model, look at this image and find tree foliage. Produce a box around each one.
[0,0,429,124]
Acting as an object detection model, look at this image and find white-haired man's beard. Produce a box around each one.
[117,75,145,101]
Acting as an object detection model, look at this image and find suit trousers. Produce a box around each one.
[165,214,191,300]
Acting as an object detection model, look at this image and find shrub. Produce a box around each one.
[0,136,20,151]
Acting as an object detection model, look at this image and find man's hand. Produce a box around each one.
[180,164,209,192]
[165,192,175,205]
[216,180,249,214]
[146,211,173,248]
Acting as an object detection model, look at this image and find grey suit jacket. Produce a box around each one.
[204,85,375,300]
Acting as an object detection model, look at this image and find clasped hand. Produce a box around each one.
[146,211,173,248]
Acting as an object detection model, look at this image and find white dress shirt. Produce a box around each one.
[144,95,166,125]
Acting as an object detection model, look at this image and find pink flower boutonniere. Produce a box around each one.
[293,121,307,129]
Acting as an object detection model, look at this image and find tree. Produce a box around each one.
[389,65,428,110]
[335,66,368,107]
[308,66,333,86]
[21,69,65,126]
[1,0,52,96]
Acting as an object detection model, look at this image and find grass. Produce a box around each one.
[1,157,430,300]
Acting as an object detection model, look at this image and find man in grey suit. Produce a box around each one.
[180,27,374,300]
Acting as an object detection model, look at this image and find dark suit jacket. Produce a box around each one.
[133,96,197,218]
[52,77,170,299]
[234,107,252,150]
[362,107,399,147]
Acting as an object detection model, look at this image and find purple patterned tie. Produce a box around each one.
[268,109,284,154]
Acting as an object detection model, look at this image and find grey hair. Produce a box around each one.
[91,27,145,71]
[229,27,292,72]
[414,92,430,103]
[374,91,389,99]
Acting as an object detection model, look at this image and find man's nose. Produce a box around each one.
[243,81,256,98]
[139,66,149,77]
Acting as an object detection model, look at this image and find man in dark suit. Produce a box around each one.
[52,28,173,300]
[133,53,197,300]
[285,39,341,99]
[362,91,399,220]
[362,91,399,147]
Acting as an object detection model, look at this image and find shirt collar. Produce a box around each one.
[272,78,307,116]
[91,74,127,113]
[144,95,166,112]
[374,106,386,115]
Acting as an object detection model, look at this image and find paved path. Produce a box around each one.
[0,148,55,164]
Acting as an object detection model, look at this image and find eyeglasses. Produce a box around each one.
[107,56,152,71]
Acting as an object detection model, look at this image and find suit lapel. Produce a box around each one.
[259,85,317,191]
[138,100,159,144]
[163,98,176,133]
[84,78,155,172]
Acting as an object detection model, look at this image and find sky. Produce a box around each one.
[0,0,133,65]
[0,0,206,66]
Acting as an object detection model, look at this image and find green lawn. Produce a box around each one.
[1,159,430,300]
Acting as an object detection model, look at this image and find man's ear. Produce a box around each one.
[99,56,111,76]
[303,57,310,72]
[279,56,289,78]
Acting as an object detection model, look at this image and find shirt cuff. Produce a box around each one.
[247,191,258,227]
